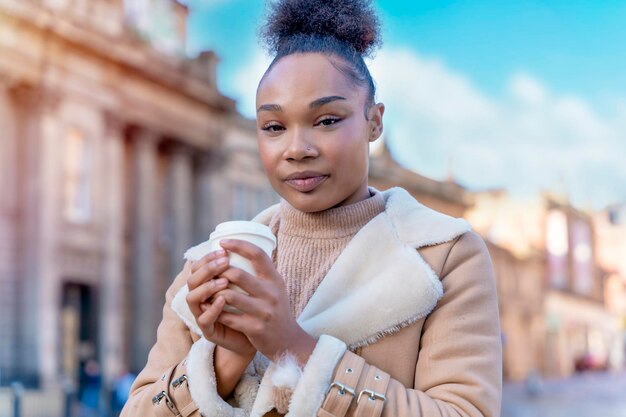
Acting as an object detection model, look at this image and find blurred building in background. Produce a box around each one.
[468,192,626,381]
[0,0,276,402]
[369,138,472,218]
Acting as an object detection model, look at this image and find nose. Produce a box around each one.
[282,127,318,161]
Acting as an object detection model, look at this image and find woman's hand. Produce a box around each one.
[186,250,256,358]
[214,239,317,365]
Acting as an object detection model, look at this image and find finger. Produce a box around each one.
[216,310,253,334]
[190,249,228,274]
[219,266,267,298]
[187,257,230,290]
[186,278,229,318]
[197,296,226,331]
[214,287,266,317]
[219,239,275,280]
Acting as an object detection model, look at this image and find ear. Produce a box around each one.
[367,103,385,142]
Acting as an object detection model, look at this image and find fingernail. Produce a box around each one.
[215,278,228,286]
[216,257,228,266]
[216,249,227,257]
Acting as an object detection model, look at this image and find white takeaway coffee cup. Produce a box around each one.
[186,221,276,314]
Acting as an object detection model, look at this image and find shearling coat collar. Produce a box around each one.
[173,187,470,349]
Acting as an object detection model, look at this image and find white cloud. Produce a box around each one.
[509,73,548,106]
[230,46,624,208]
[369,48,624,209]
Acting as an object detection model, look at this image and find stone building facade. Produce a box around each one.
[0,0,277,390]
[468,191,624,380]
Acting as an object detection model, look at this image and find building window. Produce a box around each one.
[571,219,593,296]
[546,210,569,290]
[63,127,92,223]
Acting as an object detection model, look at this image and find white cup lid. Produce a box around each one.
[210,221,276,244]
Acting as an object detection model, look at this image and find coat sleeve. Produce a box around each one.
[274,231,502,417]
[120,261,199,417]
[120,262,260,417]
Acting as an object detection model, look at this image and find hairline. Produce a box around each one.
[258,52,374,120]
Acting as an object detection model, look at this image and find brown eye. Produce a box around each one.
[316,117,341,127]
[261,123,285,132]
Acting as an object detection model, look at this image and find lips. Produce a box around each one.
[284,171,328,193]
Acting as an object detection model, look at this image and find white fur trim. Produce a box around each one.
[249,336,347,417]
[271,353,303,389]
[384,187,471,248]
[249,363,277,417]
[286,335,347,416]
[171,284,203,336]
[186,338,250,417]
[183,240,213,262]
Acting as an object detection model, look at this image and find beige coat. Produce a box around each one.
[121,187,502,417]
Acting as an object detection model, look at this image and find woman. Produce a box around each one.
[121,0,502,416]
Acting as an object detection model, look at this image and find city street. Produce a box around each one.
[502,370,626,417]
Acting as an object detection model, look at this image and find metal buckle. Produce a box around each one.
[152,390,176,412]
[327,381,356,397]
[357,388,386,403]
[171,374,188,389]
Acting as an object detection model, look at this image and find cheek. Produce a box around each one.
[258,139,275,163]
[331,124,369,168]
[258,141,278,179]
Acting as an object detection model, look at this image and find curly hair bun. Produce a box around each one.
[261,0,382,57]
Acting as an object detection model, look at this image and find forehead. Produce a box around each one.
[257,53,363,107]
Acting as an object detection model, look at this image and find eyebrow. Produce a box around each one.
[256,95,347,113]
[257,103,282,113]
[309,95,347,109]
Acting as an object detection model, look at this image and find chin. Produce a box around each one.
[282,190,335,213]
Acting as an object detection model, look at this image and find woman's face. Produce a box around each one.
[256,53,384,212]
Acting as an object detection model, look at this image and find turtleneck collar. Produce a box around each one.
[277,188,386,239]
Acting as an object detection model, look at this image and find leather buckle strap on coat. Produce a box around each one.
[151,362,199,417]
[170,372,199,417]
[318,354,365,417]
[354,367,390,417]
[151,364,180,417]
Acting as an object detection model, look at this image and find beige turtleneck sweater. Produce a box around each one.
[267,189,385,414]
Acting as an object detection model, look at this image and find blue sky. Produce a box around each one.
[180,0,625,209]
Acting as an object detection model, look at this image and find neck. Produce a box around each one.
[331,183,371,209]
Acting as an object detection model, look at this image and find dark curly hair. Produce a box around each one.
[259,0,382,113]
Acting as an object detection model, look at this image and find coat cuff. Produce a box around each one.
[186,338,258,417]
[287,335,347,415]
[172,285,203,337]
[270,353,302,414]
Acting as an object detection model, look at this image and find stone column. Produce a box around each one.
[11,87,63,387]
[131,129,160,371]
[38,93,63,388]
[12,86,41,384]
[100,114,126,385]
[0,80,18,380]
[169,145,193,279]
